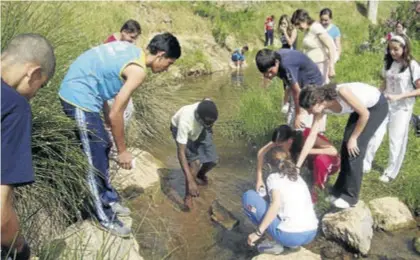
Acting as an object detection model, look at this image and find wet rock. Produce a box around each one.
[51,218,143,260]
[414,237,420,254]
[320,241,344,259]
[210,200,239,230]
[252,247,321,260]
[112,148,164,199]
[322,201,373,255]
[369,197,416,231]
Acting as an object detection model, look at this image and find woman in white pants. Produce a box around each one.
[364,35,420,183]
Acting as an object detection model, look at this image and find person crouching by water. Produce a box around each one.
[243,148,318,255]
[171,99,219,210]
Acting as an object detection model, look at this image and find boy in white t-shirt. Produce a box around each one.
[171,99,219,210]
[243,147,318,255]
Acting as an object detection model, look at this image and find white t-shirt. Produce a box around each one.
[266,173,318,233]
[383,60,420,110]
[302,22,329,63]
[171,102,204,144]
[325,82,381,115]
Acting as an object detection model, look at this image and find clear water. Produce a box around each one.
[129,67,420,260]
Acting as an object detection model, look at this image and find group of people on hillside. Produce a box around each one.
[1,5,419,260]
[243,7,419,255]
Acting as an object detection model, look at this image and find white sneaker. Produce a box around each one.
[281,103,289,114]
[257,239,284,255]
[379,175,391,183]
[325,195,338,203]
[333,198,351,209]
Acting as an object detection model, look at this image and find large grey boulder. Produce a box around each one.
[322,201,373,255]
[252,247,321,260]
[368,197,416,231]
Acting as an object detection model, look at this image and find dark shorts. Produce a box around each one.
[171,125,218,164]
[231,53,244,62]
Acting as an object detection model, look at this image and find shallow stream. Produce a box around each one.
[129,67,419,260]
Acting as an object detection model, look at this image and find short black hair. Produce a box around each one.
[120,19,141,34]
[320,8,333,19]
[197,100,218,121]
[255,49,281,73]
[147,32,181,59]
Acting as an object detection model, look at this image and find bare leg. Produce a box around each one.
[196,161,217,186]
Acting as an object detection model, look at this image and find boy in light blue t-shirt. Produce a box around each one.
[59,33,181,237]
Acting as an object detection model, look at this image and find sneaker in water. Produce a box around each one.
[257,239,284,255]
[110,202,131,217]
[99,218,131,238]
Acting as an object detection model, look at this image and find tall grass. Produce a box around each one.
[1,1,183,257]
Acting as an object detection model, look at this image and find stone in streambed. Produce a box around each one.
[210,200,239,231]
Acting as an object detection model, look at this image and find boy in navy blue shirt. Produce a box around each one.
[256,49,324,131]
[1,34,56,260]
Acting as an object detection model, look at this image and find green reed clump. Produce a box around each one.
[1,1,168,255]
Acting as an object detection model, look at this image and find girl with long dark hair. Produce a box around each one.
[364,35,420,182]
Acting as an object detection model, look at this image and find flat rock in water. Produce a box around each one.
[252,247,321,260]
[210,200,239,231]
[322,201,373,255]
[368,197,416,231]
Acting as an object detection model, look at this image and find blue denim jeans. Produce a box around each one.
[242,190,317,247]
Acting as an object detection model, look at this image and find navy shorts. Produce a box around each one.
[231,53,244,62]
[171,125,218,164]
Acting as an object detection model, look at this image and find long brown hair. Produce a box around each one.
[385,34,414,73]
[291,9,315,26]
[269,147,298,181]
[278,14,294,36]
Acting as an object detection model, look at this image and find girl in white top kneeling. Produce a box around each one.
[364,35,420,183]
[243,148,318,255]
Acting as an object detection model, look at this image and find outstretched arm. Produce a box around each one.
[296,113,324,168]
[256,142,275,190]
[110,64,146,169]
